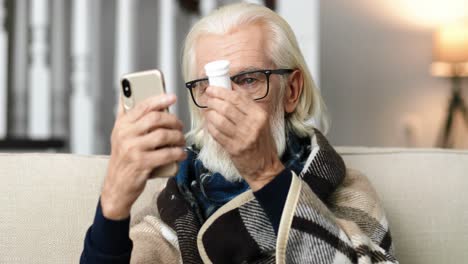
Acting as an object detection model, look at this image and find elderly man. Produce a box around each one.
[81,3,397,264]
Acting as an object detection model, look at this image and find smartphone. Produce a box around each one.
[120,69,178,178]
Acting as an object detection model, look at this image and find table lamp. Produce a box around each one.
[431,20,468,148]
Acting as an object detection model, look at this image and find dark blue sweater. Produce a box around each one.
[80,169,292,263]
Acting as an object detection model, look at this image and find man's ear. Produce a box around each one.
[284,69,303,114]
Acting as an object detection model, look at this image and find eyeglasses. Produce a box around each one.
[185,68,294,108]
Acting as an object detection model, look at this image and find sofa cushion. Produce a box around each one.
[337,147,468,264]
[0,153,165,263]
[0,148,467,264]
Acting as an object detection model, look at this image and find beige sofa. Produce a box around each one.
[1,147,467,263]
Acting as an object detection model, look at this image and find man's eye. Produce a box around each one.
[239,78,257,85]
[195,81,208,91]
[199,85,207,93]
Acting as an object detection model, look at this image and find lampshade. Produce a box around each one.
[432,20,468,77]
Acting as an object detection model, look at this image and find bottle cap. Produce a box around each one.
[204,60,230,77]
[204,60,231,89]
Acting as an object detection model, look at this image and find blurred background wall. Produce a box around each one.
[321,0,467,148]
[0,0,466,155]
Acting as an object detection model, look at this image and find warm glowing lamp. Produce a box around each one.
[432,22,468,76]
[431,20,468,148]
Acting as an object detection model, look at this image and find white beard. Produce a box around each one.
[198,104,286,182]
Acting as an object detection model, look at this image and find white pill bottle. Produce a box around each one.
[204,60,232,90]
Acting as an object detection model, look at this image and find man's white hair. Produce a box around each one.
[182,2,330,147]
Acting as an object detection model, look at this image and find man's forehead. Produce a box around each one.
[194,25,270,77]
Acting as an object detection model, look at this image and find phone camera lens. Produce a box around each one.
[121,79,132,97]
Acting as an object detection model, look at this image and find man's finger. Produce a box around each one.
[206,122,232,149]
[136,128,186,151]
[125,93,177,122]
[205,110,236,138]
[205,86,251,115]
[142,147,187,170]
[205,97,245,125]
[116,95,125,118]
[132,111,183,135]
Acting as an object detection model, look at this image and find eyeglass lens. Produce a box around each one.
[192,71,269,107]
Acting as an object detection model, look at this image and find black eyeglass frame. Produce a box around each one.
[185,68,295,108]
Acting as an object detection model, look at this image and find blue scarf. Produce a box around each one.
[174,131,311,223]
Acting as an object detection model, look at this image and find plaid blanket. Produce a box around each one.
[129,128,398,263]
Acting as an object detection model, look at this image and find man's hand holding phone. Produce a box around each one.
[101,94,187,220]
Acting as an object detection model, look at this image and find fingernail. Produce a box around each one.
[162,94,175,104]
[167,93,176,101]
